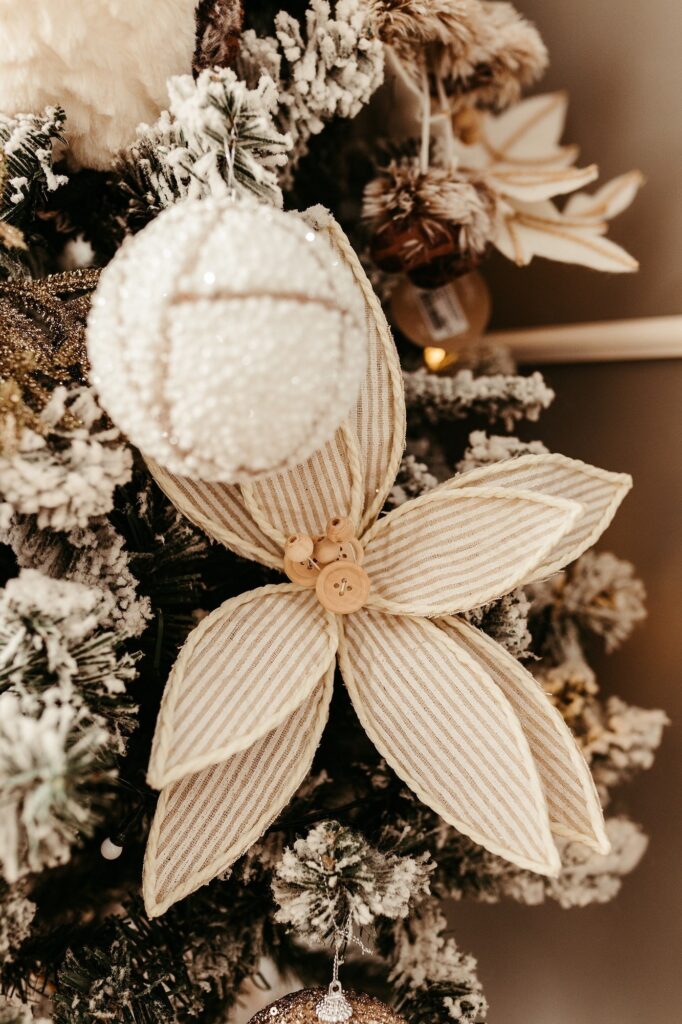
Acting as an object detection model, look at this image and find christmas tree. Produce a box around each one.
[0,3,666,1022]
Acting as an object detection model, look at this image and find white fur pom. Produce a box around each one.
[0,0,197,170]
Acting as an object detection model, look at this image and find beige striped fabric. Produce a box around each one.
[447,454,631,581]
[362,487,581,617]
[144,666,334,917]
[249,430,353,539]
[147,586,338,789]
[340,609,560,875]
[305,208,406,533]
[436,616,609,853]
[147,458,282,567]
[146,210,405,567]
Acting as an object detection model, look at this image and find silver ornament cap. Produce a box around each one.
[316,981,353,1022]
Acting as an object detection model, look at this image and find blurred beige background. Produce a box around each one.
[487,0,682,328]
[451,363,682,1024]
[453,3,682,1021]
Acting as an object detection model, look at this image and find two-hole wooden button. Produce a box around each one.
[316,562,370,614]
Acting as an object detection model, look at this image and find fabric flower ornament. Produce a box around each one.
[142,208,631,917]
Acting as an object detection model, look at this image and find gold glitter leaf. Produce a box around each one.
[0,269,100,427]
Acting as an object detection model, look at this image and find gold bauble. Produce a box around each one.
[247,989,407,1024]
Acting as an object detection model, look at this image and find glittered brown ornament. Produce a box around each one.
[246,989,407,1024]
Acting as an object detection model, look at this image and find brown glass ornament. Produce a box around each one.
[247,989,407,1024]
[369,217,477,288]
[391,271,491,353]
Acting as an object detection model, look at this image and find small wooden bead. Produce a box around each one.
[313,537,341,565]
[316,562,371,614]
[285,534,314,562]
[326,516,354,543]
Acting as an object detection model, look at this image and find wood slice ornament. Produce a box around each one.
[141,208,633,918]
[247,989,407,1024]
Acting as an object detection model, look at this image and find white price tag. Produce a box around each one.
[413,281,469,342]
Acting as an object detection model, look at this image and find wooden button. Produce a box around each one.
[284,555,318,588]
[313,537,341,565]
[326,516,354,543]
[316,562,370,614]
[285,534,314,562]
[337,537,364,564]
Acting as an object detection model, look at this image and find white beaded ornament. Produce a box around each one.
[87,198,368,482]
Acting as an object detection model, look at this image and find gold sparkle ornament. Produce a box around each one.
[0,269,99,447]
[247,989,407,1024]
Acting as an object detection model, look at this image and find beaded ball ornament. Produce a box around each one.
[87,197,368,482]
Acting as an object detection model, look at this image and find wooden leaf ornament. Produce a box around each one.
[143,211,631,915]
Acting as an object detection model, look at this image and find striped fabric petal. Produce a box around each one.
[147,457,282,568]
[340,609,560,875]
[147,212,405,564]
[447,453,632,580]
[362,487,581,616]
[248,431,354,539]
[143,667,334,917]
[147,585,337,789]
[306,209,406,534]
[436,616,609,854]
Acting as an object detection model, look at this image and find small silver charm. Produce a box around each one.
[315,980,353,1022]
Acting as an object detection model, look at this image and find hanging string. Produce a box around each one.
[436,73,457,169]
[224,90,241,201]
[419,62,431,175]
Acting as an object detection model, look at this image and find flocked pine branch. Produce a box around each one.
[390,898,488,1023]
[387,454,438,508]
[51,880,269,1024]
[0,569,139,745]
[0,386,132,531]
[239,0,385,175]
[463,588,532,660]
[273,820,432,944]
[0,108,67,228]
[441,816,649,913]
[120,68,291,225]
[456,430,549,473]
[0,691,114,883]
[528,550,648,656]
[404,368,555,428]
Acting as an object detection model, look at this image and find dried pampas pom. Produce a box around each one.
[364,158,495,276]
[370,0,547,111]
[370,0,479,50]
[193,0,244,75]
[453,1,549,110]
